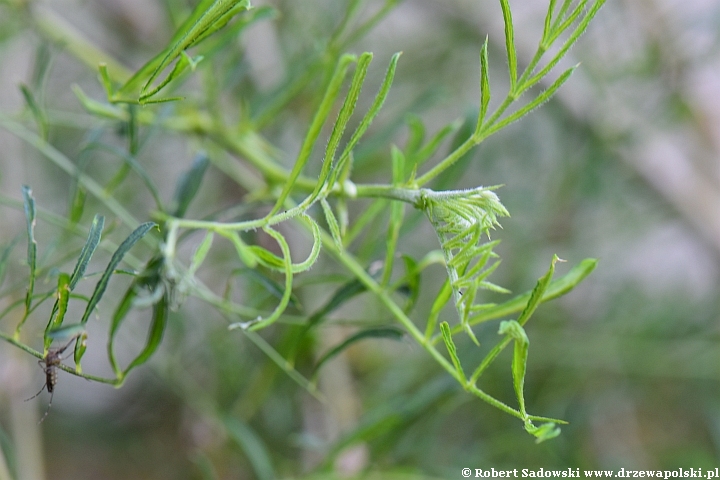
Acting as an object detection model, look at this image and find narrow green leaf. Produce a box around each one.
[223,416,276,480]
[98,63,114,98]
[29,41,51,92]
[321,198,343,251]
[549,0,588,46]
[307,280,366,330]
[498,320,529,417]
[123,293,169,374]
[268,54,356,217]
[527,414,568,425]
[400,255,420,314]
[469,255,561,383]
[69,214,104,290]
[463,258,597,328]
[336,196,349,237]
[550,0,583,40]
[542,0,557,44]
[127,103,138,155]
[248,246,284,269]
[517,254,560,326]
[15,186,37,338]
[405,115,426,155]
[425,278,452,339]
[499,0,518,91]
[486,66,576,137]
[316,52,373,197]
[525,0,605,90]
[525,421,561,444]
[22,185,36,294]
[477,38,490,131]
[116,0,212,96]
[177,2,249,50]
[108,286,138,377]
[44,273,71,349]
[188,231,214,276]
[312,327,404,377]
[139,51,193,102]
[72,84,125,119]
[136,0,251,101]
[469,338,505,385]
[440,321,465,380]
[138,96,185,105]
[19,84,48,140]
[69,184,87,224]
[463,321,481,348]
[410,119,462,169]
[222,231,258,268]
[172,153,210,217]
[73,332,88,372]
[380,147,406,286]
[555,0,574,24]
[80,222,156,325]
[332,52,401,185]
[391,145,405,184]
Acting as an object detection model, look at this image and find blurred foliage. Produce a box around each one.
[0,0,719,479]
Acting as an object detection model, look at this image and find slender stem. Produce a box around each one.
[316,226,461,382]
[466,383,523,419]
[0,330,121,385]
[415,91,516,187]
[514,45,547,93]
[56,363,120,386]
[0,331,43,359]
[353,184,421,204]
[415,136,478,187]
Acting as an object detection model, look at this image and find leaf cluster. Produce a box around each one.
[0,0,605,445]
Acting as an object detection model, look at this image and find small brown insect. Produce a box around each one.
[25,338,76,424]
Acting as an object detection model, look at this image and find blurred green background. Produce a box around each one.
[2,0,720,478]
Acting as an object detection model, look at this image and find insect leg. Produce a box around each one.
[24,382,47,402]
[55,337,78,356]
[37,391,53,425]
[24,357,49,401]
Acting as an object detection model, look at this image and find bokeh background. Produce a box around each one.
[2,0,720,478]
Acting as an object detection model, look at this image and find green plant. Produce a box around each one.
[0,0,602,455]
